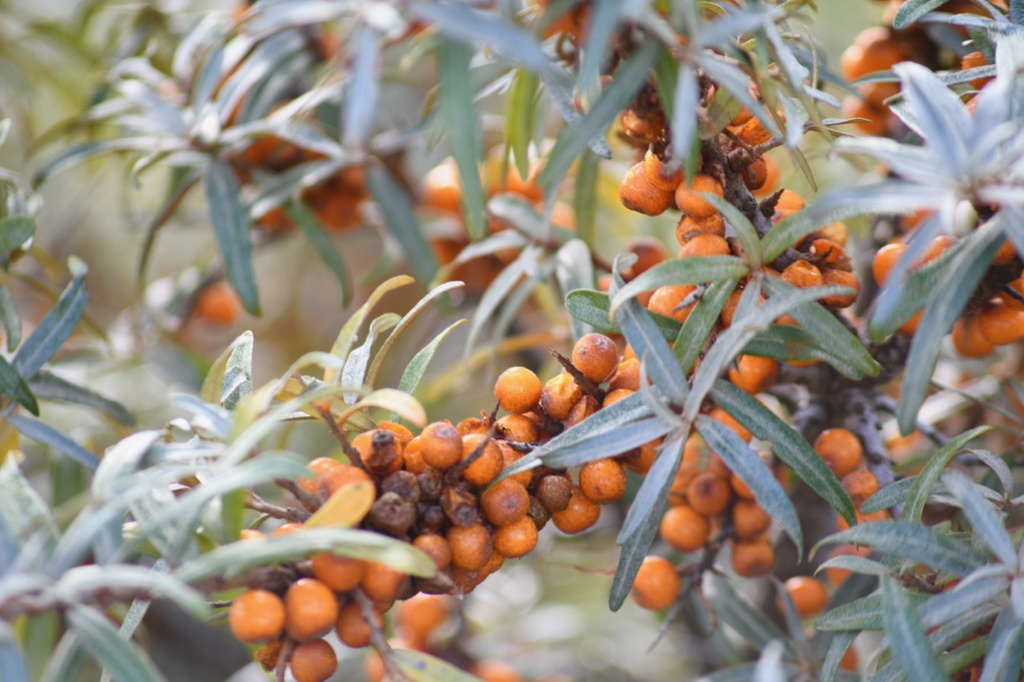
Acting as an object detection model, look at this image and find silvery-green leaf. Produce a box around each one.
[880,575,950,682]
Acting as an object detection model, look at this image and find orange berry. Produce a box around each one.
[676,213,726,241]
[352,429,404,477]
[733,500,771,541]
[733,117,773,146]
[840,644,859,672]
[841,97,889,136]
[841,470,880,509]
[821,269,861,308]
[978,300,1024,346]
[630,556,681,610]
[498,441,535,488]
[418,421,463,471]
[781,259,824,289]
[336,600,382,649]
[812,428,863,479]
[540,373,583,421]
[396,594,451,646]
[297,457,346,497]
[872,242,907,286]
[1001,276,1024,311]
[579,458,628,504]
[422,161,462,214]
[731,539,775,578]
[952,315,995,358]
[564,394,599,428]
[412,533,452,571]
[643,149,684,192]
[290,639,338,682]
[496,414,540,443]
[647,284,697,323]
[709,406,752,442]
[447,523,493,570]
[475,660,524,682]
[608,358,641,392]
[625,236,669,276]
[728,355,779,395]
[753,156,779,197]
[239,529,265,541]
[254,639,283,672]
[602,387,634,408]
[572,333,619,384]
[460,434,504,487]
[285,579,339,643]
[627,439,660,475]
[194,281,241,325]
[551,484,602,534]
[660,504,710,553]
[494,367,543,414]
[841,28,902,81]
[620,162,675,216]
[310,554,366,592]
[228,589,286,643]
[677,232,730,258]
[481,478,531,526]
[731,107,753,126]
[742,157,768,191]
[686,472,732,516]
[360,563,408,603]
[403,438,427,475]
[961,51,992,90]
[272,522,304,536]
[377,421,414,449]
[781,576,829,617]
[674,174,724,220]
[493,515,539,558]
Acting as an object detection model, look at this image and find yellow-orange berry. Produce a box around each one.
[194,281,241,326]
[420,421,463,470]
[728,355,779,395]
[813,428,863,479]
[290,639,338,682]
[733,117,773,146]
[686,472,732,516]
[540,373,583,421]
[709,406,752,442]
[647,284,697,323]
[825,545,872,587]
[674,174,724,220]
[678,232,730,259]
[579,458,628,504]
[310,554,366,592]
[978,300,1024,346]
[841,470,880,509]
[475,660,524,682]
[396,594,451,646]
[496,414,540,443]
[335,600,382,649]
[821,268,861,308]
[872,242,907,286]
[551,484,602,534]
[659,505,710,553]
[602,387,634,408]
[228,589,286,643]
[952,315,995,358]
[412,533,452,571]
[676,213,726,241]
[353,429,404,477]
[742,157,768,191]
[780,576,829,618]
[643,149,684,191]
[494,367,543,414]
[731,539,775,578]
[447,523,493,570]
[630,556,681,610]
[493,515,539,558]
[572,333,619,384]
[620,162,675,216]
[360,563,408,603]
[626,236,669,276]
[284,578,339,643]
[320,463,375,497]
[481,478,531,526]
[460,434,504,487]
[782,259,824,289]
[733,500,771,541]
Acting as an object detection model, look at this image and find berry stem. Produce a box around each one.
[248,490,311,522]
[548,348,605,403]
[273,637,294,682]
[353,587,413,682]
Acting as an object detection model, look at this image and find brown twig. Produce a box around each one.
[274,637,295,682]
[312,400,368,471]
[275,479,321,514]
[549,348,605,403]
[246,491,311,523]
[353,588,412,682]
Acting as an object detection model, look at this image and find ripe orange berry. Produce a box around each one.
[551,484,602,534]
[397,594,451,646]
[709,407,752,442]
[840,644,859,672]
[422,161,462,214]
[377,421,414,449]
[272,522,304,536]
[872,242,907,286]
[674,174,724,220]
[352,429,404,477]
[677,232,730,259]
[627,439,659,475]
[412,533,452,571]
[475,660,524,682]
[310,554,366,592]
[630,556,681,610]
[821,269,861,308]
[494,367,543,414]
[620,162,675,216]
[754,156,779,197]
[731,539,775,578]
[297,457,345,497]
[602,388,634,408]
[742,157,768,191]
[447,523,493,570]
[647,284,697,323]
[978,300,1024,346]
[564,394,599,428]
[608,358,641,392]
[813,428,863,479]
[360,563,408,603]
[961,51,992,90]
[498,441,535,489]
[481,478,531,526]
[625,236,669,276]
[686,472,732,516]
[781,576,829,617]
[781,259,824,289]
[643,149,684,192]
[841,470,880,509]
[579,458,628,504]
[728,355,779,395]
[460,434,504,487]
[733,117,773,146]
[290,639,338,682]
[228,589,286,643]
[239,529,265,541]
[676,213,726,240]
[285,579,339,643]
[493,515,539,558]
[572,333,619,384]
[336,600,383,648]
[952,315,995,358]
[496,414,540,443]
[195,281,241,325]
[540,373,583,421]
[659,504,710,553]
[841,28,902,81]
[419,421,463,470]
[733,500,771,541]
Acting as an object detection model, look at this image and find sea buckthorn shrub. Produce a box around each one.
[3,0,1024,681]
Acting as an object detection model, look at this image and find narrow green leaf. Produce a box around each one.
[978,605,1024,682]
[816,591,925,631]
[711,573,790,651]
[539,44,658,189]
[701,194,762,268]
[438,39,486,240]
[892,0,950,29]
[205,159,260,315]
[903,425,991,522]
[285,198,351,306]
[565,288,679,340]
[6,414,98,470]
[12,274,87,380]
[200,330,253,408]
[695,415,802,554]
[820,631,858,682]
[0,355,38,415]
[815,521,987,577]
[463,246,542,355]
[742,324,870,380]
[392,649,485,682]
[616,433,685,545]
[0,217,35,258]
[1012,0,1024,25]
[710,380,856,526]
[220,332,253,411]
[66,606,164,682]
[609,256,750,318]
[881,575,950,682]
[396,320,466,398]
[0,284,21,353]
[674,279,737,374]
[762,203,902,264]
[29,371,133,425]
[366,164,439,285]
[668,62,699,169]
[340,313,400,402]
[609,495,666,612]
[815,554,893,578]
[506,69,539,182]
[860,476,915,514]
[944,471,1016,566]
[54,565,209,619]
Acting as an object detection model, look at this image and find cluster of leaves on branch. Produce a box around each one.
[2,0,1024,681]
